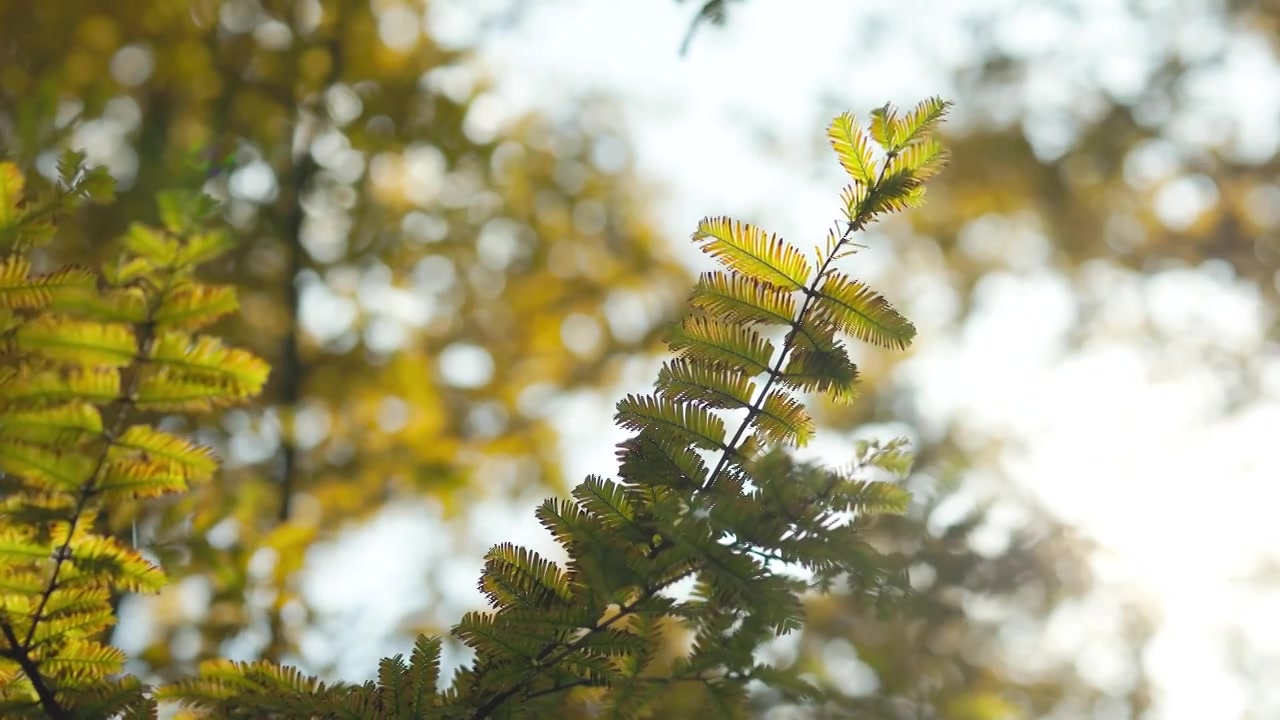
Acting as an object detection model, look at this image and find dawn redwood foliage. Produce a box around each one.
[0,99,951,719]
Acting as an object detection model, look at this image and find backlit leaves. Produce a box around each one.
[14,316,137,367]
[887,136,949,182]
[0,162,24,229]
[481,543,575,611]
[145,332,271,397]
[827,113,878,184]
[753,390,815,446]
[888,95,951,152]
[814,271,916,350]
[37,640,127,678]
[0,101,953,718]
[0,257,96,310]
[95,457,190,501]
[154,659,330,706]
[0,403,103,446]
[419,99,948,718]
[656,358,756,409]
[693,217,812,290]
[62,535,166,593]
[110,426,219,482]
[154,282,239,331]
[667,316,776,376]
[616,433,710,490]
[690,272,797,327]
[0,439,94,490]
[0,162,269,715]
[616,393,727,450]
[831,477,912,516]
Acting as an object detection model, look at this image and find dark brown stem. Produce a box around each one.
[261,2,350,666]
[275,0,346,524]
[275,153,311,524]
[468,565,698,720]
[17,281,165,718]
[702,165,887,496]
[2,620,69,720]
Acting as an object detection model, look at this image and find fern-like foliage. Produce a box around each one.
[0,154,269,719]
[161,99,951,718]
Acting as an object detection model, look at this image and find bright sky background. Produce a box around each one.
[288,1,1280,718]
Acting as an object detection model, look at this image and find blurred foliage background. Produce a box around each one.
[2,0,1277,718]
[0,0,692,685]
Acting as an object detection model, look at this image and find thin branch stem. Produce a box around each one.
[469,152,894,720]
[702,162,889,496]
[275,1,347,524]
[1,619,68,720]
[14,271,168,717]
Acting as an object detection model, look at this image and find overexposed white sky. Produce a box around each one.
[297,1,1280,717]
